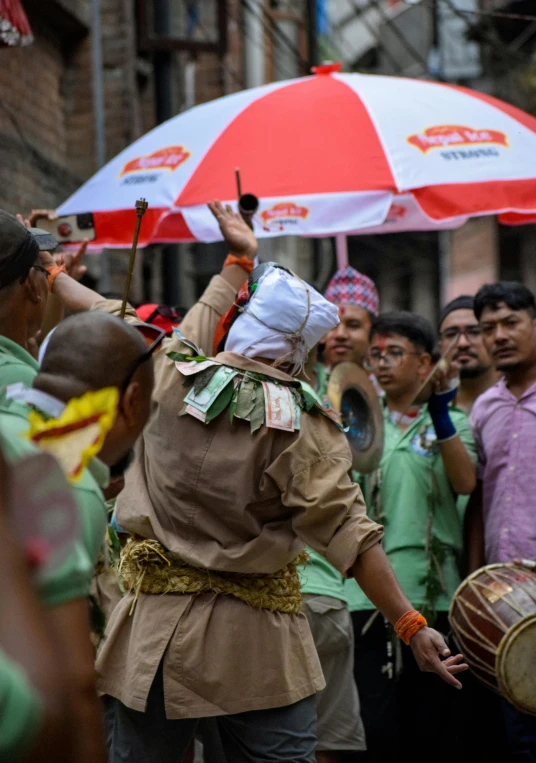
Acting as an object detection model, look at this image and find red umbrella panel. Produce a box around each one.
[0,0,33,47]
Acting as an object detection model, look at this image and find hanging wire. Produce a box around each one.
[240,0,311,75]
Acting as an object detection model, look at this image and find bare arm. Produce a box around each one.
[464,481,485,574]
[351,543,467,688]
[439,436,476,496]
[46,599,107,763]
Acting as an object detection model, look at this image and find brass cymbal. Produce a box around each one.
[327,362,384,474]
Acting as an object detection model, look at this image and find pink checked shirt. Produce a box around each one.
[470,379,536,564]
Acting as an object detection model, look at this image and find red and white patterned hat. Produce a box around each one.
[324,266,379,316]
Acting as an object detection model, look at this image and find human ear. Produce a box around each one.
[121,381,141,428]
[24,269,43,304]
[418,352,433,376]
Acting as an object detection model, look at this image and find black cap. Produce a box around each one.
[0,210,40,289]
[29,227,59,252]
[0,209,30,258]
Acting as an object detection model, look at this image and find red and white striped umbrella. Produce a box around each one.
[0,0,33,47]
[58,63,536,248]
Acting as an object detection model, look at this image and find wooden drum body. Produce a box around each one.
[449,563,536,715]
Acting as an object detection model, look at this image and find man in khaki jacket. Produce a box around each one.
[49,204,467,763]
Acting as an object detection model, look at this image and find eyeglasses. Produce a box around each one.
[439,326,481,343]
[32,265,48,277]
[368,348,420,368]
[120,324,166,392]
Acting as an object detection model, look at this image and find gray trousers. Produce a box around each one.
[104,662,317,763]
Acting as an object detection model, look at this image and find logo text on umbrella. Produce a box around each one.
[120,146,191,177]
[407,125,509,154]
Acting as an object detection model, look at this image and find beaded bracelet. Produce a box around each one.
[45,263,67,291]
[394,609,427,645]
[223,254,255,273]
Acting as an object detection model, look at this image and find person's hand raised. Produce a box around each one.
[409,626,468,689]
[208,200,258,260]
[28,209,58,228]
[56,240,88,282]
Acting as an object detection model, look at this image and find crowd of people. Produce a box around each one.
[1,201,536,763]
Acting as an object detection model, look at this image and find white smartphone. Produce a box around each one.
[39,213,96,243]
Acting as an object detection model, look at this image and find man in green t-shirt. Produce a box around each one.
[300,266,380,762]
[0,310,156,763]
[345,311,476,762]
[0,211,60,387]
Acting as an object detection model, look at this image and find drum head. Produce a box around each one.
[327,362,384,474]
[498,615,536,716]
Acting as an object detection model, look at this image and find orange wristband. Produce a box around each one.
[394,609,427,645]
[224,254,255,273]
[45,263,67,291]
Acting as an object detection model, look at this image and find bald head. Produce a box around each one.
[37,312,149,395]
[35,312,155,468]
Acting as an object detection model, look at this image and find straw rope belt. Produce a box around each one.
[118,537,308,615]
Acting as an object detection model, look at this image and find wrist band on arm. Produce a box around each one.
[45,263,67,291]
[427,385,458,442]
[394,609,427,645]
[224,254,255,273]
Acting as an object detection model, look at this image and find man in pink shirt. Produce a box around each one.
[467,281,536,761]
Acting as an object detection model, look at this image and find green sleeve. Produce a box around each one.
[0,360,38,388]
[0,649,43,761]
[38,540,94,608]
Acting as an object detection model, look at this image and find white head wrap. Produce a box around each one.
[225,266,339,375]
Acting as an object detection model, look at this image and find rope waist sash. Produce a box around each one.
[119,537,307,615]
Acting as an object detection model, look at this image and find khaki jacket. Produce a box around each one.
[94,275,383,718]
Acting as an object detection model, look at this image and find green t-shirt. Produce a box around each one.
[0,336,39,388]
[0,648,42,761]
[345,404,476,613]
[0,396,109,607]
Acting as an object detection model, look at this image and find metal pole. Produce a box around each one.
[244,0,265,87]
[153,0,180,306]
[335,234,349,269]
[307,0,318,68]
[91,0,106,168]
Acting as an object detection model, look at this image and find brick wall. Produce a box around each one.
[0,0,151,217]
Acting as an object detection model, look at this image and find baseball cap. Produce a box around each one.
[136,304,185,335]
[0,209,40,289]
[29,227,59,252]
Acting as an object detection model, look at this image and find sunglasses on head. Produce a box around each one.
[145,305,185,324]
[120,323,166,392]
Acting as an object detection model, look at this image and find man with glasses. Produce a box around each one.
[345,311,476,762]
[438,295,499,414]
[298,266,379,763]
[466,282,536,760]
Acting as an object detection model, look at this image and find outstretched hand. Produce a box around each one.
[410,627,468,689]
[57,240,88,281]
[208,200,258,260]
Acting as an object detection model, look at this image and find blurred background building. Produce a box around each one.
[1,0,535,319]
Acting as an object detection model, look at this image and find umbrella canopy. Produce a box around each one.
[0,0,33,47]
[58,63,536,248]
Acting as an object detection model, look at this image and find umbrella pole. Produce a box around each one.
[120,198,149,319]
[335,234,349,269]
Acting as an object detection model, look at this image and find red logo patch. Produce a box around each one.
[407,125,509,154]
[259,202,309,224]
[386,203,407,221]
[120,146,191,176]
